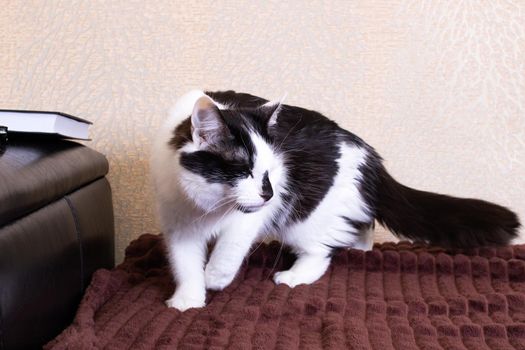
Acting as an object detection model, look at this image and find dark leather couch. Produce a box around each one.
[0,135,115,349]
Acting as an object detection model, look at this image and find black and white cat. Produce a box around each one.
[151,89,520,311]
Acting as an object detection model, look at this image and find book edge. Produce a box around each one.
[6,130,91,141]
[0,109,92,124]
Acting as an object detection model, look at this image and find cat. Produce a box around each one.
[151,89,520,311]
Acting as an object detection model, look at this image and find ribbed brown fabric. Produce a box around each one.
[47,234,525,349]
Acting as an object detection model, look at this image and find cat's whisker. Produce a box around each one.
[201,195,236,213]
[246,230,272,258]
[274,116,302,154]
[191,197,237,224]
[214,202,239,226]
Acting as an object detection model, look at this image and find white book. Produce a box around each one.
[0,109,91,140]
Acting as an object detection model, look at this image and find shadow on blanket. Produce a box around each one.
[47,233,525,349]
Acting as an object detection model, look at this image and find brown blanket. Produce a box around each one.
[47,234,525,349]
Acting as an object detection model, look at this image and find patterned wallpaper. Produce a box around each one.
[1,1,524,262]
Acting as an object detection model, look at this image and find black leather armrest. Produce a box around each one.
[0,134,108,227]
[0,136,114,350]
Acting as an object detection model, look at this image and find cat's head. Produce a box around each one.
[171,95,285,214]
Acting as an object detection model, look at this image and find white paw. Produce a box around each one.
[273,270,302,288]
[165,291,205,311]
[205,264,236,291]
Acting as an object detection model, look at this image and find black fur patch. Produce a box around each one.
[169,117,192,150]
[180,151,252,185]
[341,216,374,235]
[374,168,520,248]
[273,105,342,222]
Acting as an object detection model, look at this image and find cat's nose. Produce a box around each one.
[260,190,273,202]
[261,171,273,202]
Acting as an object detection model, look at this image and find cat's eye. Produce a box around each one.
[230,159,249,167]
[228,159,252,177]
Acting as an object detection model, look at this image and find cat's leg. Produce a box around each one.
[273,227,374,287]
[165,232,208,311]
[273,252,331,288]
[205,213,265,291]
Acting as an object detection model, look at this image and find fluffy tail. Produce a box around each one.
[375,168,520,248]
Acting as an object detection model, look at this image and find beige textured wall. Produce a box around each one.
[1,1,524,262]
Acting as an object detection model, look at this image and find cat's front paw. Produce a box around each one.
[166,291,205,311]
[273,270,302,288]
[205,264,236,291]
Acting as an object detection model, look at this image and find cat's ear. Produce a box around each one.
[262,98,284,127]
[191,96,226,148]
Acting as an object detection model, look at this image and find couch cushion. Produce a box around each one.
[0,134,108,226]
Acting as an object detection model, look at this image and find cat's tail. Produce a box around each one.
[374,168,520,248]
